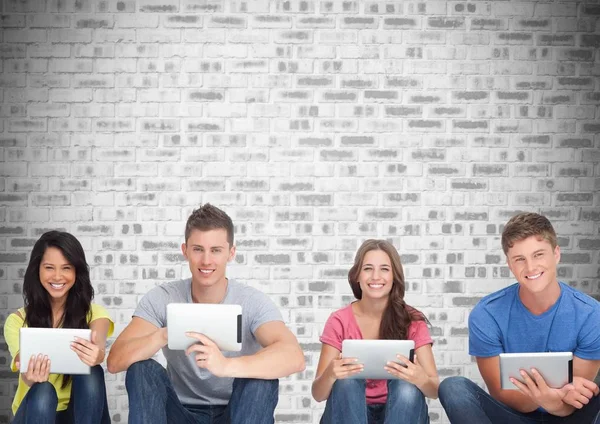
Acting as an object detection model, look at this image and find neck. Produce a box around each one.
[51,298,66,327]
[518,281,561,315]
[191,278,228,304]
[355,296,388,318]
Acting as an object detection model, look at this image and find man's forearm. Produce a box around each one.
[107,328,167,373]
[492,390,539,413]
[225,341,305,379]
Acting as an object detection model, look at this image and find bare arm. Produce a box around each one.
[71,317,111,366]
[393,344,440,399]
[224,321,305,379]
[478,356,540,413]
[106,317,167,374]
[312,344,341,402]
[478,355,577,416]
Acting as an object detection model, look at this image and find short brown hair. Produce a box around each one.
[185,203,234,245]
[501,212,557,254]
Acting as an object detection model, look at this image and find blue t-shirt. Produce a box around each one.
[469,282,600,359]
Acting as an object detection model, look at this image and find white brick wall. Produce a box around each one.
[1,0,599,422]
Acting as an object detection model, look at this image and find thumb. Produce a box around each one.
[91,330,97,344]
[560,384,575,396]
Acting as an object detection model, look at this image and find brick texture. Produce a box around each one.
[1,1,599,423]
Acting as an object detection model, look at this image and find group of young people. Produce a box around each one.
[4,204,600,424]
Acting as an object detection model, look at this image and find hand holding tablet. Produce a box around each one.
[341,340,415,380]
[19,328,93,375]
[167,303,242,352]
[499,352,573,390]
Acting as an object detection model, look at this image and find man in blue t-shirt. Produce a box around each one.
[439,212,600,424]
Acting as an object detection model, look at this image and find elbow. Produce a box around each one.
[106,352,123,374]
[295,350,306,374]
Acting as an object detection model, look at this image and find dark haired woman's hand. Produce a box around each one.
[385,353,429,389]
[21,354,51,387]
[327,353,364,380]
[71,331,105,366]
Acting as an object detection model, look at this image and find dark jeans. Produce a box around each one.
[439,376,600,424]
[320,378,429,424]
[125,359,279,424]
[12,365,111,424]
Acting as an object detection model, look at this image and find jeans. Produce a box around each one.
[320,379,429,424]
[125,359,279,424]
[12,365,111,424]
[439,376,600,424]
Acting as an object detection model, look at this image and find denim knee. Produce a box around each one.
[125,359,164,388]
[73,365,106,394]
[330,378,364,397]
[438,376,473,404]
[27,382,58,415]
[388,379,424,405]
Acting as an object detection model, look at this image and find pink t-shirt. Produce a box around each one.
[320,303,433,405]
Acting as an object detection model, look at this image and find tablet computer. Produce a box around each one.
[341,339,415,380]
[19,328,92,375]
[499,352,573,390]
[167,303,242,352]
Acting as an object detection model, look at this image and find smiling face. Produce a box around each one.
[357,249,394,300]
[182,228,235,291]
[39,246,76,303]
[506,235,561,296]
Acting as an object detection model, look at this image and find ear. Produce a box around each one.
[181,243,188,260]
[554,245,561,264]
[228,245,236,262]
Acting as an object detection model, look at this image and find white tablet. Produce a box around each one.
[342,339,415,380]
[167,303,242,352]
[499,352,573,390]
[19,328,92,375]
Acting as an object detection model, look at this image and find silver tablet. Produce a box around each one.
[499,352,573,390]
[167,303,242,352]
[341,339,415,380]
[19,328,92,375]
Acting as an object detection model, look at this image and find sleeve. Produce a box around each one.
[89,304,115,337]
[408,320,433,349]
[319,312,344,352]
[574,307,600,360]
[133,286,167,328]
[468,303,504,357]
[3,311,25,372]
[247,290,284,334]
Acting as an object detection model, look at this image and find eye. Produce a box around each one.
[534,252,544,258]
[193,247,202,252]
[363,267,372,271]
[212,249,222,253]
[515,258,524,262]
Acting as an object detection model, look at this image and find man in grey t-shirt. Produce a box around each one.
[107,204,305,424]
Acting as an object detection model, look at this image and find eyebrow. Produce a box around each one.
[362,263,391,267]
[510,249,546,259]
[190,244,226,249]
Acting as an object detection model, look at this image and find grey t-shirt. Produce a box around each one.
[133,278,283,406]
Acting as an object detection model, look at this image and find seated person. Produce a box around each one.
[312,239,439,424]
[107,204,305,424]
[4,231,114,424]
[439,212,600,423]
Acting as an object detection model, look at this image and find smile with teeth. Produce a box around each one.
[525,272,543,280]
[49,283,66,289]
[199,269,214,274]
[368,283,384,289]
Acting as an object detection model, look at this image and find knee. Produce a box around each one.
[330,378,364,397]
[388,379,424,405]
[438,377,472,403]
[125,359,164,388]
[73,365,106,393]
[234,378,279,396]
[27,382,58,414]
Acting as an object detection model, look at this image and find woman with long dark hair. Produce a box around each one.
[312,239,439,424]
[4,231,114,424]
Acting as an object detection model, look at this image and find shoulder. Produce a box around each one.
[326,304,353,325]
[4,309,25,329]
[89,303,112,320]
[473,283,517,314]
[143,278,191,303]
[228,280,275,304]
[560,282,600,313]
